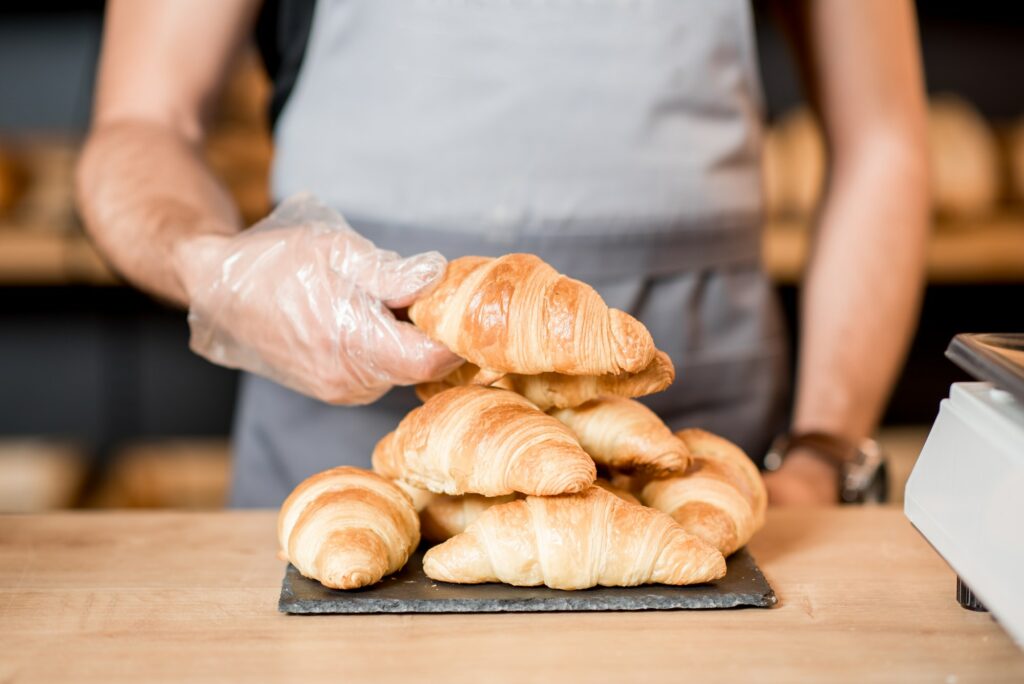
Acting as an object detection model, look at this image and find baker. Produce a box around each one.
[77,0,929,507]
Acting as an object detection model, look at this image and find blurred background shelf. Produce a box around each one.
[764,215,1024,284]
[2,213,1022,286]
[0,229,116,285]
[87,438,231,509]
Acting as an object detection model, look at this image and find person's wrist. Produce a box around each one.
[773,447,840,504]
[171,231,231,307]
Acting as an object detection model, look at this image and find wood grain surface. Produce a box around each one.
[1,508,1021,683]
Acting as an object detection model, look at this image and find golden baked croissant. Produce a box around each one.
[277,466,420,590]
[408,254,656,378]
[415,350,675,411]
[421,492,518,543]
[397,477,635,542]
[593,477,641,505]
[423,485,726,590]
[392,479,437,512]
[550,395,690,477]
[372,385,596,497]
[633,429,767,556]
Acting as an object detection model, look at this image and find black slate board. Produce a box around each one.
[278,548,776,614]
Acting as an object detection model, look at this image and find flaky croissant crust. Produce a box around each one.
[423,485,726,590]
[372,385,596,497]
[395,478,637,543]
[277,466,420,590]
[550,395,691,477]
[632,429,767,556]
[416,350,675,411]
[409,254,656,377]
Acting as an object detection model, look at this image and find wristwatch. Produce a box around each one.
[764,431,889,504]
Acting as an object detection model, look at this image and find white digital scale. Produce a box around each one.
[905,333,1024,648]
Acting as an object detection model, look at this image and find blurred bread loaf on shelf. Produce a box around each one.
[760,124,788,219]
[928,95,999,220]
[761,107,826,219]
[204,46,273,225]
[0,439,85,512]
[1005,117,1024,206]
[0,139,78,232]
[0,145,29,218]
[216,48,271,128]
[91,439,230,509]
[764,97,1006,224]
[780,108,826,218]
[204,128,273,223]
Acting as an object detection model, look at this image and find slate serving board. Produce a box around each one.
[278,547,776,614]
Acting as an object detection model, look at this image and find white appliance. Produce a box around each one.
[905,333,1024,648]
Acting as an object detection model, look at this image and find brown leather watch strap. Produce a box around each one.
[784,431,860,470]
[764,431,858,474]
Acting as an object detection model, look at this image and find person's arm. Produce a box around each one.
[77,0,461,404]
[764,0,930,504]
[77,0,256,305]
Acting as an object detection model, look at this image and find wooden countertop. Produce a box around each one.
[1,508,1021,683]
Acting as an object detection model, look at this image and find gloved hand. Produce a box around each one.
[175,193,462,405]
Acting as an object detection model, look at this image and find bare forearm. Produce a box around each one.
[781,0,930,440]
[793,141,929,440]
[76,120,241,307]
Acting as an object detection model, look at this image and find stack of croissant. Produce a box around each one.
[278,253,766,591]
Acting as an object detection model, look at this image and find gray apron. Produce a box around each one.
[231,0,789,507]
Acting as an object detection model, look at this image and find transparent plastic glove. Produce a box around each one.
[176,193,462,405]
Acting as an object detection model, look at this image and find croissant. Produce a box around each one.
[277,466,420,590]
[372,385,596,497]
[550,395,690,477]
[593,477,641,505]
[413,362,495,401]
[392,479,437,512]
[408,254,656,378]
[416,350,675,411]
[393,479,519,542]
[633,429,767,556]
[398,477,635,542]
[423,485,726,590]
[420,492,519,543]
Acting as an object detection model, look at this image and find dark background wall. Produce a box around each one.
[0,1,1021,456]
